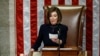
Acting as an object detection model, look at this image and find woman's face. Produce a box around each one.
[49,11,58,25]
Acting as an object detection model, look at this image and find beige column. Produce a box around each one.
[0,0,15,56]
[0,0,10,56]
[9,0,16,56]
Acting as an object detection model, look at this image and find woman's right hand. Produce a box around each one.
[28,49,34,56]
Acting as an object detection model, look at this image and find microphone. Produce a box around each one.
[58,28,60,56]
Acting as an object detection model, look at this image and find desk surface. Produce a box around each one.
[42,46,79,51]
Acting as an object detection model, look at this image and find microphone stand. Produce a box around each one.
[58,29,60,56]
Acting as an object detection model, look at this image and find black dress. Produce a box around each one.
[32,24,68,51]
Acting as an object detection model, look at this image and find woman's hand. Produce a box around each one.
[51,38,62,44]
[28,49,34,56]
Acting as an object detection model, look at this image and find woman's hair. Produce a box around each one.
[46,6,62,24]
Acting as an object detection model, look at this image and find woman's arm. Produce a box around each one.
[59,26,68,46]
[28,49,34,56]
[31,25,43,51]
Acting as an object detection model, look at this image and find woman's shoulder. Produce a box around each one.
[40,24,49,28]
[40,24,49,27]
[59,24,68,31]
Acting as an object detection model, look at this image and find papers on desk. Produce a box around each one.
[49,33,58,39]
[42,48,72,50]
[33,52,42,56]
[60,48,73,50]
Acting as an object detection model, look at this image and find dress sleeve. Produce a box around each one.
[60,26,68,47]
[32,25,43,51]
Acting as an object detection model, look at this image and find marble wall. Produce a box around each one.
[0,0,15,56]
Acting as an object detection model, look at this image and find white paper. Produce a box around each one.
[49,33,58,39]
[33,52,42,56]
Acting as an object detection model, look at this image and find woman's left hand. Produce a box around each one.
[51,38,62,44]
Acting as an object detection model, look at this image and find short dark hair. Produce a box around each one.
[46,6,62,24]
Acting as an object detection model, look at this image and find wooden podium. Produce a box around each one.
[42,47,79,56]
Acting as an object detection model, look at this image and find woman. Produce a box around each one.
[28,6,68,56]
